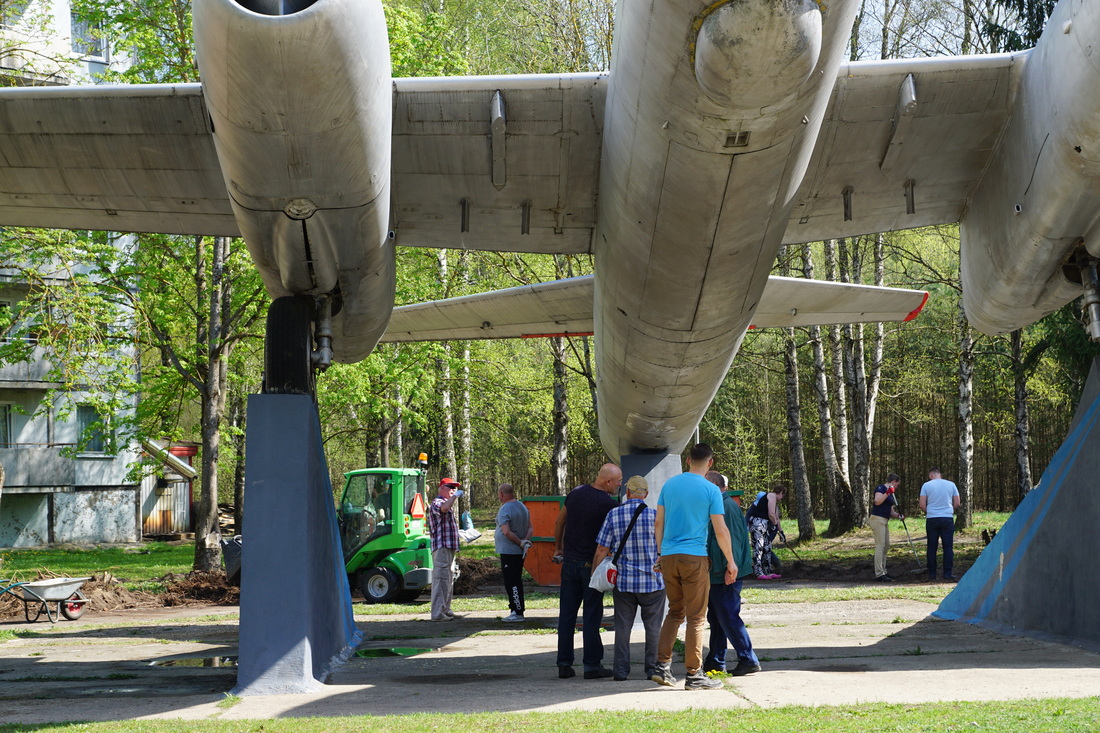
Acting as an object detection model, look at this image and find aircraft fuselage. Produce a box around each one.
[594,0,861,458]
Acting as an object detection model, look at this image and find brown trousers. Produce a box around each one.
[656,553,711,674]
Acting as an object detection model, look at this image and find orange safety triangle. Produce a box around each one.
[409,492,426,519]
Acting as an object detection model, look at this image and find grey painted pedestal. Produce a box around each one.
[232,394,362,694]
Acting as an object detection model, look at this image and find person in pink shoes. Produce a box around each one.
[746,483,786,580]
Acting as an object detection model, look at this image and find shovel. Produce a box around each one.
[899,514,924,572]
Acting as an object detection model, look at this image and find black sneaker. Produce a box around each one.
[943,574,956,581]
[583,667,614,679]
[650,662,676,687]
[730,660,762,676]
[558,666,575,679]
[875,575,893,582]
[613,674,628,681]
[684,671,724,690]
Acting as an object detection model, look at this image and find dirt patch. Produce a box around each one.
[160,571,240,606]
[0,569,238,620]
[454,557,501,595]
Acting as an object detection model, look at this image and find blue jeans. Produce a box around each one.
[704,580,758,671]
[556,559,605,671]
[926,517,955,577]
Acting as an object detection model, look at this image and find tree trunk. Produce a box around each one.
[784,324,815,541]
[1012,329,1033,501]
[393,381,404,466]
[957,298,975,530]
[550,335,570,495]
[842,239,870,527]
[459,342,472,508]
[804,247,853,536]
[229,389,246,535]
[193,236,230,572]
[823,240,850,485]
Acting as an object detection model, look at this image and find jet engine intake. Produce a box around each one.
[694,0,822,109]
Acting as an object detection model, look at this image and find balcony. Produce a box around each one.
[0,446,76,490]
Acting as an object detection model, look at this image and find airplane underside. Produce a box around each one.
[3,0,1100,697]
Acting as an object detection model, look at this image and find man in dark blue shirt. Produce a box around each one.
[553,463,621,679]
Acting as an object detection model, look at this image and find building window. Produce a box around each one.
[0,0,31,30]
[70,12,107,61]
[77,404,110,453]
[0,404,10,447]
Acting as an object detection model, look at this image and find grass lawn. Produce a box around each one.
[0,698,1097,732]
[0,543,195,592]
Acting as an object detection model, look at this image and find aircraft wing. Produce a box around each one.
[380,275,928,342]
[390,73,606,255]
[783,52,1026,244]
[381,276,595,342]
[0,84,238,236]
[750,276,928,328]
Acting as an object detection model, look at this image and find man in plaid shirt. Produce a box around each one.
[593,475,665,681]
[428,477,463,621]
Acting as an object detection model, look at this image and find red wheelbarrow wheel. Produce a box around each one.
[61,591,87,621]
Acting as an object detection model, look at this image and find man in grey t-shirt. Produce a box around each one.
[919,466,961,581]
[496,483,533,622]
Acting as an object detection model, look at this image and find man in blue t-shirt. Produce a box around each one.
[652,443,735,691]
[919,466,960,581]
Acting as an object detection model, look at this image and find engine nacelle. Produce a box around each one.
[192,0,396,362]
[693,0,822,110]
[961,0,1100,334]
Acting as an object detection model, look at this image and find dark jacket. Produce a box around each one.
[708,491,754,582]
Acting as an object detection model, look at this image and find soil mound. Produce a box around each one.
[159,571,240,606]
[454,557,500,595]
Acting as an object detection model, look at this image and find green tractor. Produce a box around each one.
[337,458,433,603]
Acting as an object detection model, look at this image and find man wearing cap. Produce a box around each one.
[428,477,464,621]
[553,463,621,679]
[593,475,664,681]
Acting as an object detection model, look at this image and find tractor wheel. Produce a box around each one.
[61,591,87,621]
[359,567,400,604]
[263,295,315,396]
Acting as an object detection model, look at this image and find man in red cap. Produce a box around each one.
[428,477,464,621]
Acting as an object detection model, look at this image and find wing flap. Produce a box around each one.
[784,53,1026,244]
[381,276,595,342]
[0,84,238,236]
[752,276,928,328]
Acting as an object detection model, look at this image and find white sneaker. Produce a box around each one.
[501,612,525,623]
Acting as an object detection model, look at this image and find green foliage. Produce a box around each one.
[70,0,197,82]
[385,2,468,77]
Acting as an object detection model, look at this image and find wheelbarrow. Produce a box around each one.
[1,577,91,623]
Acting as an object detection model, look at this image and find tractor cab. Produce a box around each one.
[336,456,433,603]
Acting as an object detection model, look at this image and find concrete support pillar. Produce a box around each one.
[233,394,362,694]
[935,357,1100,651]
[621,453,682,507]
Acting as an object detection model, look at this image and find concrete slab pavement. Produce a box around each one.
[2,591,1099,724]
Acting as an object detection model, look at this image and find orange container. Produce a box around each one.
[521,496,566,586]
[524,540,562,586]
[523,495,565,537]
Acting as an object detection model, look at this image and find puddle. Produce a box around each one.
[148,656,238,668]
[354,647,437,658]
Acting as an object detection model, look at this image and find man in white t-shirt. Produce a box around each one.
[919,466,960,582]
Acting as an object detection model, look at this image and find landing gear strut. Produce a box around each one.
[262,294,335,396]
